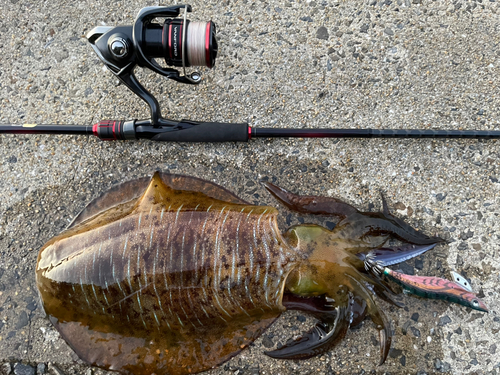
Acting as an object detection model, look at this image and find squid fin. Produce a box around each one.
[67,176,151,229]
[68,172,249,229]
[265,303,350,360]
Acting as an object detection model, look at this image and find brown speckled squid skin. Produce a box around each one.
[36,172,443,374]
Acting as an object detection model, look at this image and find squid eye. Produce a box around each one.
[472,299,479,307]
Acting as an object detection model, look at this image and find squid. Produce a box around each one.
[36,172,487,374]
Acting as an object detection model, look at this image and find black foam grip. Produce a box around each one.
[151,122,249,142]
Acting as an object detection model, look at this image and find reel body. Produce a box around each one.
[87,5,218,127]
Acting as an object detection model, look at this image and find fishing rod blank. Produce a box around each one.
[250,127,500,139]
[0,124,93,136]
[2,122,500,142]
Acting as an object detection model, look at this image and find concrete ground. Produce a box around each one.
[1,0,499,374]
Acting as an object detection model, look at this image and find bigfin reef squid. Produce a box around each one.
[36,172,487,374]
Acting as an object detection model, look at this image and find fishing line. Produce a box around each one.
[186,22,212,67]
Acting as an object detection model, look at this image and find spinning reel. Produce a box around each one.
[86,5,248,142]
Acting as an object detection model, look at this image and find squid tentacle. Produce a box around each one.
[339,211,443,245]
[371,284,404,308]
[263,181,442,245]
[350,294,368,328]
[265,296,351,360]
[380,191,391,215]
[282,293,336,321]
[262,181,359,218]
[347,265,403,309]
[345,273,392,365]
[379,191,445,245]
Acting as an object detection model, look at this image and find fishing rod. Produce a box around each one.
[1,5,499,142]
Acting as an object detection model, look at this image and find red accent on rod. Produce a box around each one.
[205,22,211,68]
[248,126,252,140]
[92,123,98,138]
[112,121,116,140]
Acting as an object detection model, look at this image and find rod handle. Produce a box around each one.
[150,121,249,142]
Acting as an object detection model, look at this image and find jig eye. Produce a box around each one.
[472,299,479,307]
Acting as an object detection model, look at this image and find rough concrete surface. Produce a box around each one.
[1,0,499,374]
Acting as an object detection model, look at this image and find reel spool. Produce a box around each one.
[143,14,217,69]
